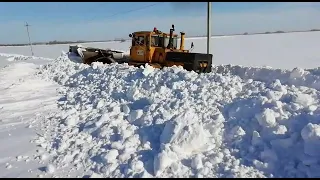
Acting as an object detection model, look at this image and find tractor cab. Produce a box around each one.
[129,25,188,51]
[128,25,191,66]
[149,27,179,50]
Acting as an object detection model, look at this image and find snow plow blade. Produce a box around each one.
[68,45,129,64]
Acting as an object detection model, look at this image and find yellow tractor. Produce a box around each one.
[69,24,213,73]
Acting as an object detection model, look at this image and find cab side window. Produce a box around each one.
[135,36,145,45]
[151,36,159,47]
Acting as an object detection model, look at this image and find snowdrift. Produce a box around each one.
[213,65,320,90]
[0,53,52,62]
[33,53,320,178]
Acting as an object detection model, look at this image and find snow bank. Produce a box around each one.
[0,53,52,62]
[36,54,248,178]
[212,65,320,90]
[223,79,320,178]
[34,54,320,178]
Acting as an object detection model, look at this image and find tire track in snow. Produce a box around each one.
[0,62,60,178]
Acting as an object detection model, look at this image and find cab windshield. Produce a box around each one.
[164,37,178,49]
[151,35,178,49]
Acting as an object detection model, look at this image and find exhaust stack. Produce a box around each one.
[167,24,175,49]
[180,32,185,50]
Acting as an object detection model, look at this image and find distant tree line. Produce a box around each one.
[114,38,126,42]
[241,29,320,36]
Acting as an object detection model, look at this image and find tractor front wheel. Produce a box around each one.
[95,57,116,64]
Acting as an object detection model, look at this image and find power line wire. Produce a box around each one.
[19,3,165,43]
[27,3,165,27]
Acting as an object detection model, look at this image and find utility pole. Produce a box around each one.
[207,2,212,55]
[25,22,34,56]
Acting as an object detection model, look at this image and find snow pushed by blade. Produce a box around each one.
[221,78,320,178]
[213,65,320,91]
[34,54,320,178]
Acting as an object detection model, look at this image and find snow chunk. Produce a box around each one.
[45,164,55,174]
[229,126,246,140]
[142,64,155,76]
[90,172,103,178]
[290,68,306,79]
[292,93,315,107]
[127,109,143,123]
[191,154,203,170]
[153,145,179,176]
[64,115,79,127]
[102,149,119,164]
[154,109,211,176]
[160,110,211,155]
[96,99,105,109]
[301,123,320,157]
[255,108,277,128]
[121,104,130,114]
[6,163,12,169]
[130,160,144,173]
[40,154,49,161]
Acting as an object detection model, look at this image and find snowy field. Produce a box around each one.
[1,31,320,178]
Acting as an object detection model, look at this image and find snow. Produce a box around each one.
[45,164,55,174]
[1,31,320,178]
[0,61,60,177]
[255,109,277,128]
[2,31,320,69]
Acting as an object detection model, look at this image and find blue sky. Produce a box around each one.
[1,2,320,44]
